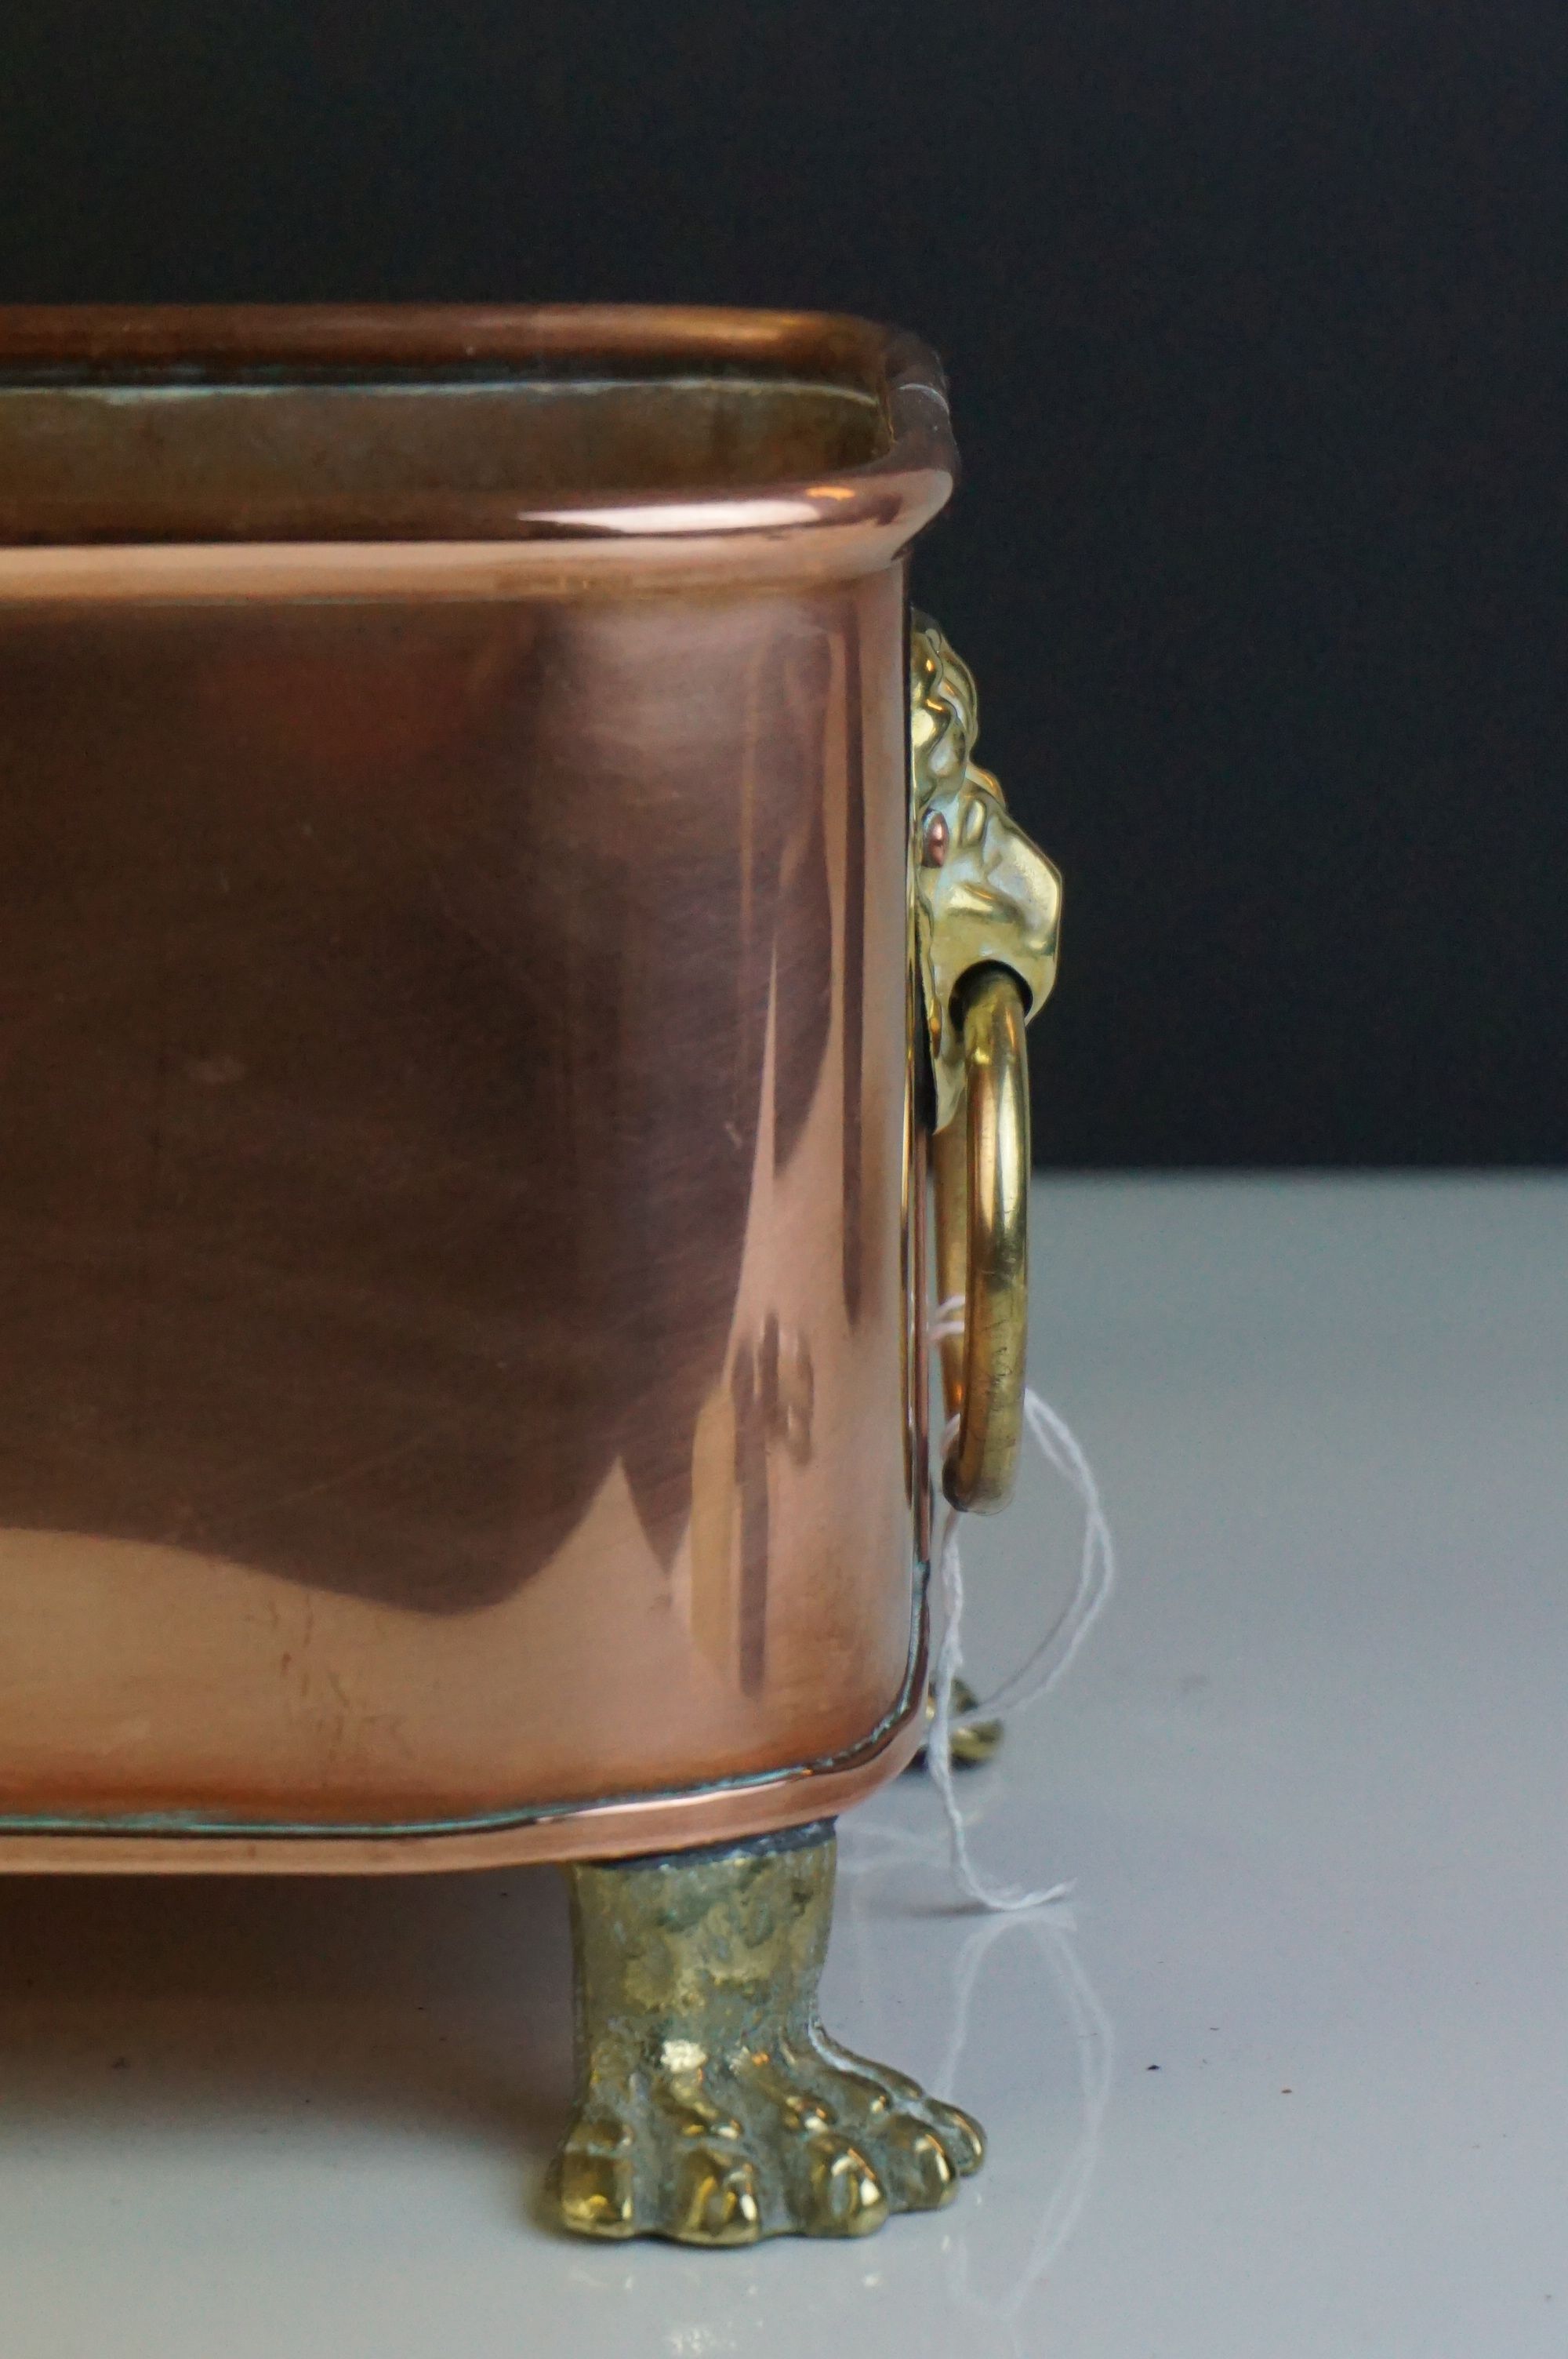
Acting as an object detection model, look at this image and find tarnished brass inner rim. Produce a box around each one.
[0,377,885,523]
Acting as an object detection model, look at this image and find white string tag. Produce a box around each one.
[927,1295,1117,1911]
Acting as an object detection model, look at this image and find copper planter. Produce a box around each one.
[0,305,978,1871]
[0,305,1073,2245]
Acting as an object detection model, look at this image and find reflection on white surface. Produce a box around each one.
[540,1789,1120,2359]
[838,1808,1116,2353]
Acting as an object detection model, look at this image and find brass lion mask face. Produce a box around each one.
[909,614,1062,1130]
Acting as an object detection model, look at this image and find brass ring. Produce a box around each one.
[932,966,1031,1514]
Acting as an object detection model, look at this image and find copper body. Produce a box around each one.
[0,307,954,1869]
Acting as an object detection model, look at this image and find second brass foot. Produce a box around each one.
[913,1676,1004,1768]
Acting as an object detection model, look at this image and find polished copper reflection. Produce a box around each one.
[0,306,956,1863]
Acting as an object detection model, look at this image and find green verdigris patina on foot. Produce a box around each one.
[550,1819,984,2245]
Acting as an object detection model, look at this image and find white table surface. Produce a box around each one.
[2,1177,1564,2358]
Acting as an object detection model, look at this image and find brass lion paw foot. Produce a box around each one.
[550,1819,985,2246]
[913,1676,1004,1768]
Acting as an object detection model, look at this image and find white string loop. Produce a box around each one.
[927,1292,1116,1911]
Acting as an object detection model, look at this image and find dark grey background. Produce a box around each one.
[2,2,1563,1165]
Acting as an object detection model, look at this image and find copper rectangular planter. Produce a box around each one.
[0,304,955,1872]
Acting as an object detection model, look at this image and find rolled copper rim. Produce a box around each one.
[0,303,956,558]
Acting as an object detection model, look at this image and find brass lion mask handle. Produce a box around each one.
[911,614,1062,1513]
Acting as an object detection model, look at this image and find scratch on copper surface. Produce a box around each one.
[203,1415,464,1536]
[127,1017,172,1453]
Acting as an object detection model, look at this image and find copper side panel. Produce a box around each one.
[0,565,920,1852]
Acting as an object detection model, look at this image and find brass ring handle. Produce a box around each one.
[911,612,1059,1518]
[932,966,1031,1514]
